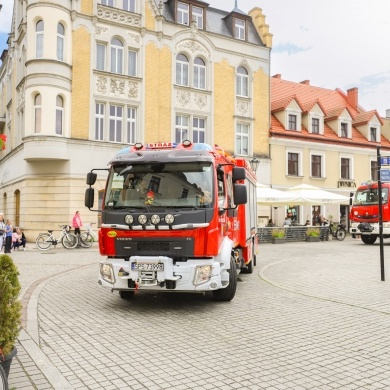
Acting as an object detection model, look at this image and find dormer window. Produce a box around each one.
[235,19,245,40]
[288,114,297,130]
[370,127,377,142]
[192,6,203,29]
[340,122,348,138]
[177,2,189,25]
[312,118,319,134]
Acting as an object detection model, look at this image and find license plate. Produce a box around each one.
[131,263,164,271]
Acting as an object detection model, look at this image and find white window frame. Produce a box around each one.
[193,57,206,89]
[55,95,64,135]
[36,20,44,59]
[286,148,303,177]
[192,6,203,29]
[310,151,326,178]
[235,19,245,40]
[176,54,189,86]
[95,103,105,141]
[96,43,106,71]
[109,104,123,142]
[193,117,205,143]
[128,49,137,77]
[100,0,114,6]
[110,38,124,74]
[236,66,249,97]
[34,94,42,133]
[370,126,378,142]
[235,122,250,156]
[126,107,136,143]
[340,154,354,180]
[177,2,189,25]
[175,115,189,143]
[57,23,65,61]
[122,0,135,12]
[285,109,302,132]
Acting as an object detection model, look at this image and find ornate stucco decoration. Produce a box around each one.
[177,90,190,107]
[147,0,161,16]
[237,100,249,117]
[177,40,209,56]
[97,6,141,27]
[97,76,107,94]
[127,32,141,44]
[128,82,138,98]
[110,78,125,96]
[17,82,25,107]
[194,93,207,109]
[96,25,109,36]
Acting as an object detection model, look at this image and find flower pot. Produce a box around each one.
[306,236,320,242]
[0,346,17,378]
[272,237,286,244]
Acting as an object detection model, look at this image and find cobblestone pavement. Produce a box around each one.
[7,238,390,389]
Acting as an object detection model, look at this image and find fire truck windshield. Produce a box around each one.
[353,187,389,205]
[105,162,214,208]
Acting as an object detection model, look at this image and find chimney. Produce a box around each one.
[272,74,281,79]
[346,87,358,109]
[300,80,310,85]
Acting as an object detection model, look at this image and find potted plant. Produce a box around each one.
[306,227,321,242]
[271,228,286,244]
[0,254,22,379]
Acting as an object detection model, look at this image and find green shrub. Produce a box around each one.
[271,228,286,238]
[306,227,320,237]
[0,254,22,356]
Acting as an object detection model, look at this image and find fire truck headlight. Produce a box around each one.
[151,214,160,225]
[193,265,212,286]
[125,214,134,224]
[138,214,147,225]
[100,263,115,284]
[384,223,390,228]
[165,214,175,224]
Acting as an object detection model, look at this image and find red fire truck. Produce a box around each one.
[85,141,258,301]
[349,181,390,244]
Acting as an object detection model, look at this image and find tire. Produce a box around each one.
[0,364,9,390]
[35,233,52,251]
[79,232,93,248]
[212,257,237,302]
[361,235,377,245]
[119,290,135,299]
[62,233,78,249]
[336,228,346,241]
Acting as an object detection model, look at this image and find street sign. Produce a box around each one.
[380,156,390,165]
[381,169,390,182]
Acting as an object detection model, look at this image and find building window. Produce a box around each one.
[311,155,322,178]
[128,50,137,77]
[193,57,205,89]
[193,117,205,143]
[176,54,189,86]
[341,158,350,179]
[101,0,114,6]
[95,103,105,141]
[55,96,64,135]
[126,107,136,143]
[192,6,203,28]
[109,105,122,142]
[123,0,135,12]
[288,152,299,176]
[57,23,65,61]
[288,114,297,130]
[370,127,377,142]
[36,20,44,58]
[235,123,249,156]
[341,122,348,138]
[96,43,106,71]
[236,66,248,97]
[175,115,189,143]
[177,2,189,25]
[235,19,245,40]
[34,94,42,133]
[312,118,319,134]
[110,38,123,74]
[371,160,378,181]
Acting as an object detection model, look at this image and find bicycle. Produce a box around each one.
[327,221,346,241]
[0,363,8,390]
[35,225,78,250]
[78,223,98,248]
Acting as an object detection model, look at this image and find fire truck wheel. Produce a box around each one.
[212,257,237,302]
[119,290,135,299]
[361,235,377,244]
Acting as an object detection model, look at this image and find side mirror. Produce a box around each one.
[233,183,247,205]
[349,191,354,206]
[85,188,95,209]
[86,172,97,186]
[232,167,245,182]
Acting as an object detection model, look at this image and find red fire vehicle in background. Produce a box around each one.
[349,181,390,244]
[85,141,258,301]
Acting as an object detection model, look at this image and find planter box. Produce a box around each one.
[306,236,320,242]
[272,237,286,244]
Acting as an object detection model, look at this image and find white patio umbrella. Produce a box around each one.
[256,184,300,205]
[285,184,350,205]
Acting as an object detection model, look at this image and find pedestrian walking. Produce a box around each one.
[72,211,83,235]
[4,219,13,253]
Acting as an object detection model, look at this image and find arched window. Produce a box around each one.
[176,54,189,86]
[36,20,44,58]
[34,94,42,133]
[57,23,65,61]
[193,57,206,89]
[236,66,249,97]
[110,38,123,74]
[56,95,64,135]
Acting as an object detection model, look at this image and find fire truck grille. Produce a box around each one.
[115,238,194,257]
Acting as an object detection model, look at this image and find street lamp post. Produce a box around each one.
[249,157,260,173]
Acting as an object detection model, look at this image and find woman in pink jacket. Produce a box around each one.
[72,211,82,235]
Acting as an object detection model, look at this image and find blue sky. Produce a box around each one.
[1,0,389,116]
